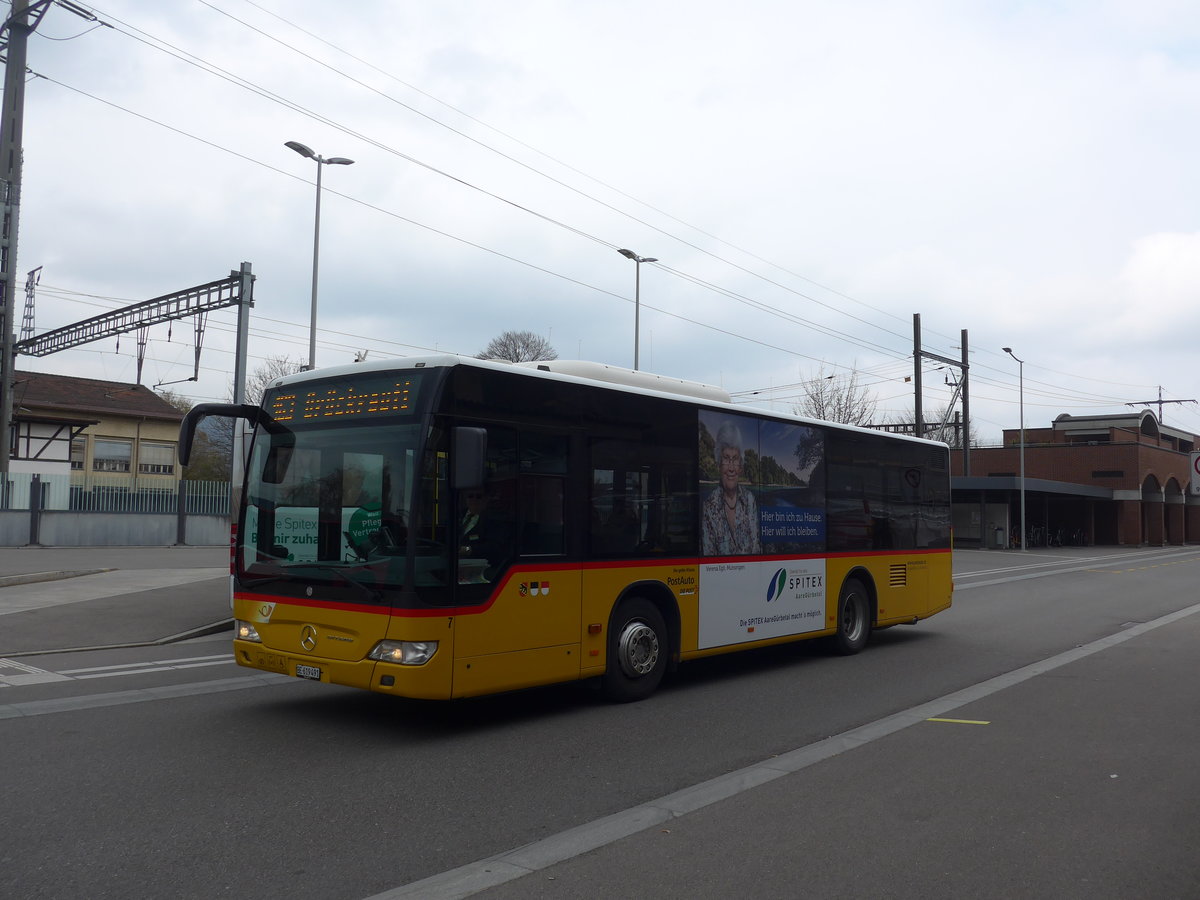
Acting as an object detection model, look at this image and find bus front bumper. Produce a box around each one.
[233,639,455,699]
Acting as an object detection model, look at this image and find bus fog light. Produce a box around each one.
[235,620,262,643]
[368,640,437,665]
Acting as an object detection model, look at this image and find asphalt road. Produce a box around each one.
[2,546,1198,900]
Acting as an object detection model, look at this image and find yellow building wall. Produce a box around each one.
[77,415,183,488]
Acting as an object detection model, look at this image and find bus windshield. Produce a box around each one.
[241,419,425,596]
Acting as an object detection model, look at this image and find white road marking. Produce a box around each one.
[0,653,234,687]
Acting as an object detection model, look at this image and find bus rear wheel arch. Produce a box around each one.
[833,574,873,655]
[601,596,669,702]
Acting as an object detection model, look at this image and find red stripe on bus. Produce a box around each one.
[234,547,951,618]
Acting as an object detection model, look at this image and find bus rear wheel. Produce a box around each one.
[602,597,667,702]
[833,577,871,655]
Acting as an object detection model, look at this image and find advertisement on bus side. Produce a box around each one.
[697,558,827,648]
[697,410,826,556]
[696,410,828,648]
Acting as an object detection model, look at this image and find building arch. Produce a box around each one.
[1164,477,1185,545]
[1141,474,1164,545]
[1137,410,1161,439]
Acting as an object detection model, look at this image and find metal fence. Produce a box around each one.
[1,473,230,515]
[0,473,232,547]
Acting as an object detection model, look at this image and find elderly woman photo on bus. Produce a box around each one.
[701,420,762,555]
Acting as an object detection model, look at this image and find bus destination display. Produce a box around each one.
[267,378,417,422]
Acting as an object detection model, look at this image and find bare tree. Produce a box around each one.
[155,388,231,481]
[179,429,231,481]
[176,355,306,481]
[478,330,558,363]
[891,405,978,448]
[156,389,192,414]
[153,389,222,480]
[795,365,878,426]
[240,354,306,405]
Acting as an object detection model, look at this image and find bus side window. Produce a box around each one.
[518,431,567,556]
[519,475,564,554]
[589,440,695,556]
[603,496,641,550]
[458,426,518,582]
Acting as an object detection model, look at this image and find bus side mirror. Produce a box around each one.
[179,402,261,465]
[453,427,487,490]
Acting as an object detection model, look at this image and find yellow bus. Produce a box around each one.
[180,355,952,702]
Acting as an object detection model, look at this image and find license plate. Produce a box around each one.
[296,664,322,681]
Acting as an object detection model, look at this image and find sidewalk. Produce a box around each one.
[0,546,229,656]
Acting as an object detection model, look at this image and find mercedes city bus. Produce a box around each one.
[179,355,952,702]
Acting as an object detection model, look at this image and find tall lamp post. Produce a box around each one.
[1003,347,1026,551]
[617,248,657,370]
[285,141,354,371]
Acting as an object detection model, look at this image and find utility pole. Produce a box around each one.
[912,314,971,472]
[1124,387,1196,424]
[913,314,923,440]
[960,328,970,475]
[230,261,254,505]
[0,0,89,473]
[0,0,35,475]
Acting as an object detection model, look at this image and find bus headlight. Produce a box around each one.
[235,620,262,643]
[368,640,438,666]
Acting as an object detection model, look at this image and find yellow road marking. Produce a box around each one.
[1099,561,1200,573]
[926,717,990,725]
[1091,558,1200,575]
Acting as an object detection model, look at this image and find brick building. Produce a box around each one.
[951,410,1199,547]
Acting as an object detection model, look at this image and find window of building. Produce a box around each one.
[138,441,176,475]
[70,437,86,471]
[93,439,132,473]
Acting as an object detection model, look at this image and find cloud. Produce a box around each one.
[9,0,1200,445]
[1110,232,1200,345]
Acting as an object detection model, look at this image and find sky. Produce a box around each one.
[7,0,1200,445]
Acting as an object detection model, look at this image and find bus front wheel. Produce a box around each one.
[602,597,667,702]
[833,577,871,655]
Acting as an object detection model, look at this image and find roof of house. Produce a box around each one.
[11,370,185,424]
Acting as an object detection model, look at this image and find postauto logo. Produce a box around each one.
[766,568,787,602]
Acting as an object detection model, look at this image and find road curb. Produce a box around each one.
[0,569,113,588]
[0,618,234,659]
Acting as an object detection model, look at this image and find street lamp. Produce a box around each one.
[285,141,354,371]
[617,248,657,371]
[1003,347,1026,551]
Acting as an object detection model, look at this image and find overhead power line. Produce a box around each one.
[25,2,1175,414]
[212,0,920,338]
[82,2,924,356]
[1124,387,1197,424]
